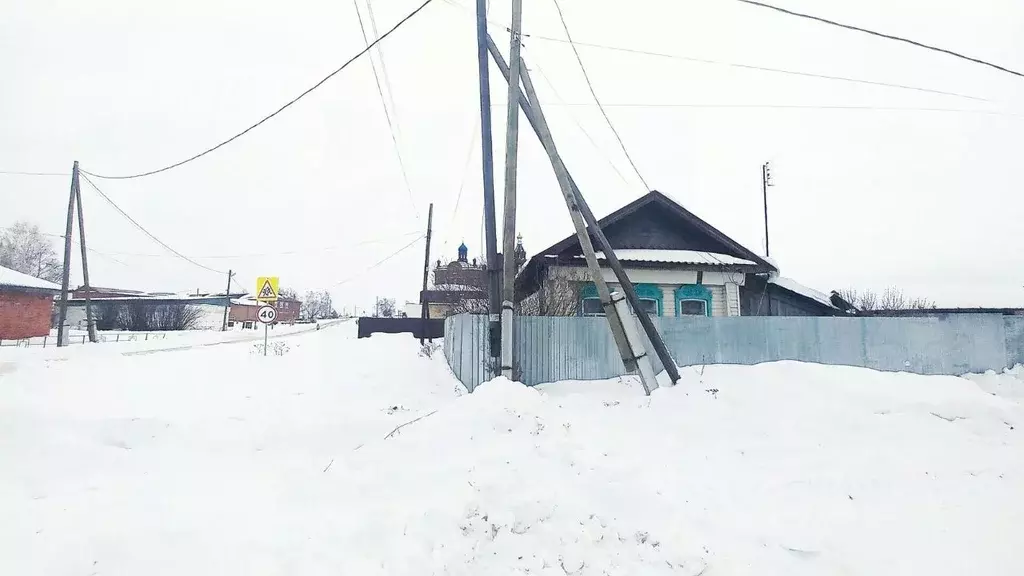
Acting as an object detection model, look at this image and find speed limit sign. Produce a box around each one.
[257,305,278,324]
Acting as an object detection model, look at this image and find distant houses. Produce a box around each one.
[229,295,301,328]
[0,264,61,339]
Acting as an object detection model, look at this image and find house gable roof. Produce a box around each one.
[529,190,774,270]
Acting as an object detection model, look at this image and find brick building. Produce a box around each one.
[228,296,301,326]
[0,265,60,339]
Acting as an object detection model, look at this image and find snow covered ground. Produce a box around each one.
[0,320,345,370]
[2,322,1022,575]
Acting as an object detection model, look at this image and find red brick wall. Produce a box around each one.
[0,291,54,339]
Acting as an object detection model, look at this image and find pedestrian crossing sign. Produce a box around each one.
[256,276,279,303]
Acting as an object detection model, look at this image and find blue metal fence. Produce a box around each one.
[443,313,1024,390]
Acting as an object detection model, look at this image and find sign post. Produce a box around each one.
[257,305,278,356]
[255,277,280,357]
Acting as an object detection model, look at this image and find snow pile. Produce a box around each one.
[325,363,1024,575]
[963,364,1024,400]
[3,326,1023,575]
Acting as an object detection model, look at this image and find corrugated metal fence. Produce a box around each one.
[443,313,1024,390]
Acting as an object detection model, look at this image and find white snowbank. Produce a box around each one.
[2,330,1023,575]
[962,364,1024,399]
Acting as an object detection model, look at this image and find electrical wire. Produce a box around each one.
[0,226,128,266]
[365,0,402,123]
[525,102,1022,117]
[523,36,988,103]
[96,231,424,259]
[550,0,650,192]
[82,0,438,180]
[733,0,1024,79]
[351,0,421,221]
[0,170,70,177]
[442,123,480,252]
[79,173,226,274]
[334,234,424,286]
[526,51,633,188]
[438,0,987,102]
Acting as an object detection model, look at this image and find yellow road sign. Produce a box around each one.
[256,276,279,302]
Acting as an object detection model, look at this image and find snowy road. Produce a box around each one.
[2,323,1023,575]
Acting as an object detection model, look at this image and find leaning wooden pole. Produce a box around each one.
[489,38,681,386]
[485,37,651,392]
[499,0,524,378]
[73,165,97,343]
[474,0,501,376]
[420,203,434,345]
[56,162,77,347]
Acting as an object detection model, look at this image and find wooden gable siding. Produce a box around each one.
[554,203,743,259]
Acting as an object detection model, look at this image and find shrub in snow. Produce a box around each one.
[419,341,442,358]
[250,341,290,356]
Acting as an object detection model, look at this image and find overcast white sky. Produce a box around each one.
[3,0,1023,310]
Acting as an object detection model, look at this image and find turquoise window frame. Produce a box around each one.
[675,284,712,317]
[579,282,662,316]
[579,282,602,316]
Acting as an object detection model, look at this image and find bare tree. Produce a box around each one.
[301,290,337,320]
[0,221,63,282]
[537,271,587,316]
[376,297,396,318]
[838,286,935,311]
[278,287,298,300]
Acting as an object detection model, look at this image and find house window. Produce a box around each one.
[581,297,604,316]
[635,298,659,316]
[677,299,708,316]
[675,284,712,317]
[579,282,663,317]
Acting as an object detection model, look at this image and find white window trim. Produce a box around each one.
[677,298,709,316]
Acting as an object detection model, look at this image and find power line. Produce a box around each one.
[82,0,438,181]
[442,123,480,252]
[733,0,1024,79]
[523,36,988,102]
[97,231,424,259]
[351,0,420,221]
[550,0,650,191]
[79,173,226,274]
[0,170,69,177]
[439,0,987,102]
[334,234,424,286]
[526,51,633,188]
[365,0,402,123]
[526,102,1022,116]
[0,226,128,266]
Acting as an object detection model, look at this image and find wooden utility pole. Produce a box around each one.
[484,37,654,392]
[499,0,524,378]
[221,269,234,331]
[762,161,773,258]
[56,162,78,347]
[489,39,683,390]
[420,203,434,344]
[475,0,501,376]
[72,164,97,343]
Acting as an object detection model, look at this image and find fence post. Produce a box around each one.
[43,336,47,348]
[145,334,149,341]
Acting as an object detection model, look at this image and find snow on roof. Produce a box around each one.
[769,276,837,308]
[0,265,61,292]
[230,298,260,306]
[578,249,756,266]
